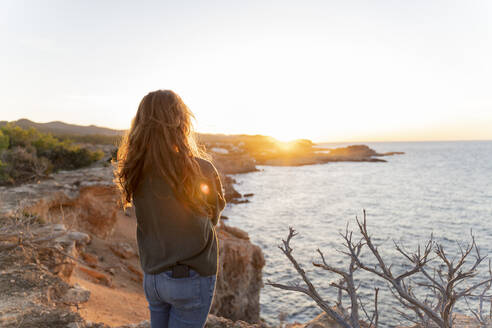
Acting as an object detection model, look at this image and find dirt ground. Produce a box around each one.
[72,211,148,326]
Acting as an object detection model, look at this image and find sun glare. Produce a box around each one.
[200,183,210,194]
[276,140,294,151]
[273,132,297,143]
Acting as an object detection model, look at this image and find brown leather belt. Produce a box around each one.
[171,264,190,278]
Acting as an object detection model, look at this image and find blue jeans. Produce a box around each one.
[143,269,217,328]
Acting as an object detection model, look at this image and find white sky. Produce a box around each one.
[1,0,491,142]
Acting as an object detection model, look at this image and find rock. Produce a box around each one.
[110,242,137,259]
[284,313,345,328]
[205,314,269,328]
[38,245,76,282]
[452,314,484,327]
[67,323,82,328]
[219,175,254,204]
[63,284,90,305]
[213,154,258,175]
[0,227,88,328]
[55,231,91,247]
[0,159,266,326]
[78,266,112,287]
[211,225,265,323]
[83,321,111,328]
[17,191,74,220]
[125,263,143,282]
[220,223,249,240]
[222,175,242,203]
[35,223,67,234]
[379,151,405,156]
[230,199,250,204]
[326,145,377,158]
[325,145,404,159]
[65,241,79,261]
[68,231,91,246]
[81,252,99,268]
[287,311,387,328]
[116,320,150,328]
[75,185,119,239]
[302,312,345,328]
[0,166,119,239]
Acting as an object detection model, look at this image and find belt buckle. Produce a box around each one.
[172,264,190,278]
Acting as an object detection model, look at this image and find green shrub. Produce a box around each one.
[0,159,8,182]
[56,134,122,145]
[0,130,9,151]
[45,145,103,171]
[0,147,52,185]
[0,124,104,185]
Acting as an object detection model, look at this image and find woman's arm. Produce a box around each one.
[208,164,226,226]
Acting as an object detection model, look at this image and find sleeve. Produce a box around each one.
[207,163,226,226]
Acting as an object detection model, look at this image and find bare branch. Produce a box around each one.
[269,213,492,328]
[266,227,353,328]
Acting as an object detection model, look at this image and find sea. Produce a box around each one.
[222,140,492,327]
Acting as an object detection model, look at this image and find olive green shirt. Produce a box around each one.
[133,158,226,276]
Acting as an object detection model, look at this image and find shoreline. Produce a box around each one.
[1,143,487,327]
[0,141,405,327]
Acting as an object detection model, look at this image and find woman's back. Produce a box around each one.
[134,157,224,276]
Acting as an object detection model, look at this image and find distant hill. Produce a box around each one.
[0,119,125,136]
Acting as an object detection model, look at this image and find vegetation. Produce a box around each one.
[0,124,104,185]
[55,133,122,145]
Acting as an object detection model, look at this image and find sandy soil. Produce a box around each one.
[71,211,149,326]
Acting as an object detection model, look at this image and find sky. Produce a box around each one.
[1,0,491,142]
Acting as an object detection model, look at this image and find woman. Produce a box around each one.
[115,90,226,328]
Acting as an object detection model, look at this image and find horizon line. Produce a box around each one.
[5,118,492,145]
[313,138,492,144]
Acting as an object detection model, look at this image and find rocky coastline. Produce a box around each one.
[0,139,407,328]
[1,122,485,328]
[0,160,268,328]
[201,135,404,171]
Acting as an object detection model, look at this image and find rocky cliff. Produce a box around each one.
[0,165,266,327]
[212,224,265,323]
